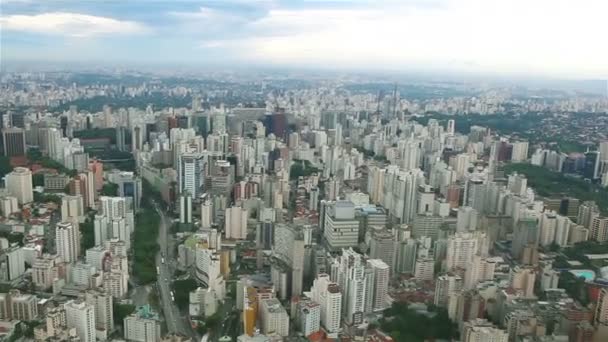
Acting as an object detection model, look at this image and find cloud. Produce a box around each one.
[0,12,149,37]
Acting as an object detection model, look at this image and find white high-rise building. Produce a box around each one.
[65,300,96,342]
[61,195,85,223]
[123,305,161,342]
[99,196,129,219]
[323,200,359,250]
[225,206,248,240]
[0,196,18,217]
[56,221,80,263]
[85,289,114,339]
[463,256,496,290]
[299,301,321,337]
[367,259,389,312]
[511,141,529,162]
[539,210,558,246]
[259,298,289,337]
[311,274,342,334]
[446,232,480,271]
[178,153,205,198]
[434,274,463,307]
[462,319,508,342]
[333,248,366,325]
[5,167,33,204]
[179,192,193,224]
[94,215,109,246]
[200,199,212,229]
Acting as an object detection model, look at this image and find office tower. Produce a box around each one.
[65,300,96,342]
[434,274,463,307]
[578,201,600,229]
[411,214,443,240]
[259,298,289,337]
[2,127,26,156]
[100,196,129,219]
[85,289,114,338]
[509,266,536,298]
[367,259,389,312]
[131,124,145,152]
[369,229,396,273]
[179,192,193,224]
[5,167,33,204]
[311,274,342,334]
[323,201,359,251]
[333,248,366,325]
[569,224,590,245]
[124,305,161,342]
[591,216,608,242]
[396,238,417,274]
[61,195,84,223]
[108,171,142,211]
[178,153,205,198]
[225,206,248,240]
[446,232,480,271]
[56,221,80,263]
[584,151,600,179]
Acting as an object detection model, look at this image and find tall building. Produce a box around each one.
[434,274,463,307]
[369,229,396,273]
[56,221,80,263]
[259,298,289,337]
[85,289,114,338]
[225,206,248,240]
[178,153,205,198]
[323,201,359,251]
[395,238,417,274]
[446,232,480,271]
[311,274,342,334]
[5,167,33,204]
[299,301,321,337]
[65,300,96,342]
[123,305,161,342]
[108,171,142,211]
[367,259,389,312]
[461,319,508,342]
[2,127,26,157]
[509,266,536,298]
[333,248,366,325]
[61,195,85,223]
[179,192,193,224]
[578,201,600,229]
[596,288,608,326]
[0,290,38,321]
[591,216,608,242]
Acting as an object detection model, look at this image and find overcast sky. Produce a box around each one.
[1,0,607,78]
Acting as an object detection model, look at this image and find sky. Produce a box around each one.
[1,0,607,79]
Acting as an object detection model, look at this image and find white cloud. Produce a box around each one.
[193,0,608,78]
[0,12,148,37]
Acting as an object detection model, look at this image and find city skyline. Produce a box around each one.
[2,0,608,79]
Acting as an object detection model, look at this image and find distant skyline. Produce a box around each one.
[1,0,607,79]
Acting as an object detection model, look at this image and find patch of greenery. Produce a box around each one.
[504,163,608,215]
[101,183,119,196]
[289,159,320,180]
[0,156,12,179]
[172,279,198,310]
[558,271,590,306]
[113,303,135,327]
[74,128,117,144]
[33,192,61,205]
[380,303,458,342]
[132,180,161,284]
[80,213,96,251]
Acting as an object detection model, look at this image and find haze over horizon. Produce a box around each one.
[1,0,607,80]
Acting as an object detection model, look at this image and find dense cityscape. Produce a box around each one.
[0,70,605,342]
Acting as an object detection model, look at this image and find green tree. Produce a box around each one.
[172,279,198,310]
[101,183,119,196]
[113,303,135,327]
